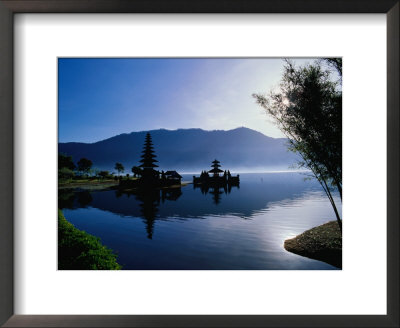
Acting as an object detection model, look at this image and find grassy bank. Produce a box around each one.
[58,210,121,270]
[284,221,342,269]
[58,179,119,190]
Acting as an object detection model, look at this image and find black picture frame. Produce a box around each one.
[0,1,398,327]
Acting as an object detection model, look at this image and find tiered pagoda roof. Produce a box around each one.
[208,159,224,174]
[139,133,159,169]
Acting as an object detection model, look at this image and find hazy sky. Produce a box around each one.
[58,58,314,143]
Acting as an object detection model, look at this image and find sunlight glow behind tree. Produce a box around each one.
[253,59,342,231]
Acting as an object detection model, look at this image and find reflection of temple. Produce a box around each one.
[193,159,240,188]
[117,186,182,239]
[192,159,239,205]
[194,182,238,205]
[115,133,185,237]
[134,187,160,239]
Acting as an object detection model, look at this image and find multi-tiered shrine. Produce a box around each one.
[193,159,239,187]
[119,132,182,189]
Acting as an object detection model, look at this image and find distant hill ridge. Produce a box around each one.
[58,127,299,172]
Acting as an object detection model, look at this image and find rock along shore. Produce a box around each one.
[284,220,342,269]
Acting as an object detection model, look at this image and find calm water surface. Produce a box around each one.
[60,172,341,270]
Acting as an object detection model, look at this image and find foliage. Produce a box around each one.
[253,59,342,229]
[92,168,100,178]
[58,167,75,181]
[131,166,142,177]
[98,170,110,179]
[77,157,93,175]
[114,162,124,175]
[321,58,342,78]
[58,210,121,270]
[59,153,75,170]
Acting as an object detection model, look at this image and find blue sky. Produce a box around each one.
[58,58,313,143]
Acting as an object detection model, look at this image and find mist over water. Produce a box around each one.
[60,172,341,270]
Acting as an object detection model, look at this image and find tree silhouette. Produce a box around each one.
[115,162,124,176]
[77,158,92,176]
[98,170,109,179]
[58,153,75,170]
[131,166,142,178]
[253,59,342,230]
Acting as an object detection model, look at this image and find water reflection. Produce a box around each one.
[58,173,329,238]
[193,182,239,205]
[77,191,93,207]
[60,186,184,239]
[116,187,182,239]
[59,173,341,270]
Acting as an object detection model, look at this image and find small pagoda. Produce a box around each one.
[193,159,239,187]
[209,159,224,177]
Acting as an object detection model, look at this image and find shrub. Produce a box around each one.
[58,210,121,270]
[58,167,75,181]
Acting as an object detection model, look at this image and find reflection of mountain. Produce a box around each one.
[59,127,299,172]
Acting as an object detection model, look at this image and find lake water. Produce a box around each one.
[59,172,341,270]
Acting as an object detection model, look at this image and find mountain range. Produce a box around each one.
[58,127,299,173]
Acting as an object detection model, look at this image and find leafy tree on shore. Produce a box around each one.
[131,166,142,178]
[77,157,93,176]
[59,153,75,170]
[58,153,76,181]
[58,167,75,180]
[98,170,109,179]
[115,162,124,176]
[253,59,342,231]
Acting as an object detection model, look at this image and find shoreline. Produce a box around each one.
[58,179,191,191]
[284,221,342,269]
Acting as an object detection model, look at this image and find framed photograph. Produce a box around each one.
[0,1,398,327]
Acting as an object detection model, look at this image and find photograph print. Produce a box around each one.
[58,58,342,270]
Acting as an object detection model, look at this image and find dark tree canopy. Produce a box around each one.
[77,157,92,175]
[59,153,75,170]
[131,166,142,177]
[253,59,342,229]
[114,162,124,175]
[58,167,75,180]
[322,58,342,77]
[98,170,109,179]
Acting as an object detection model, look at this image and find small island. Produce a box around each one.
[193,159,239,187]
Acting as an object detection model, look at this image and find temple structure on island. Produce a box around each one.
[119,132,182,189]
[209,159,223,177]
[139,132,160,183]
[193,159,239,187]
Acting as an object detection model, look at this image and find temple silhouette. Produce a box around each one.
[192,159,239,205]
[116,132,184,238]
[119,132,182,189]
[193,159,240,187]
